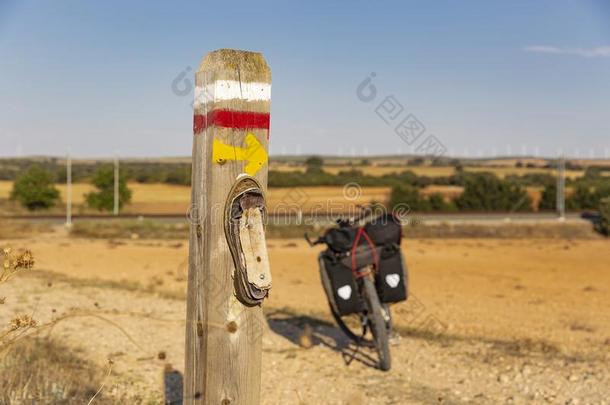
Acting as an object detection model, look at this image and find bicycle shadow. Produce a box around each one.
[265,308,379,369]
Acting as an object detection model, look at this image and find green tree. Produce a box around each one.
[165,166,191,185]
[538,183,556,210]
[595,197,610,236]
[427,193,449,211]
[567,184,597,210]
[583,166,602,179]
[595,181,610,201]
[85,166,132,211]
[388,185,430,211]
[455,173,532,211]
[10,165,60,210]
[409,157,425,166]
[305,156,324,173]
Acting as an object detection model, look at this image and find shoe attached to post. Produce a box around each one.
[224,174,272,306]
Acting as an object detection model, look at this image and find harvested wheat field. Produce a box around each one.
[1,225,608,404]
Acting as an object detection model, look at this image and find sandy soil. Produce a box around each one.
[1,230,609,404]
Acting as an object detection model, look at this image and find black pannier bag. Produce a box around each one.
[319,252,364,316]
[364,214,402,246]
[375,244,408,303]
[322,226,367,253]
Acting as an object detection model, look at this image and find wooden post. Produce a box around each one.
[185,49,272,405]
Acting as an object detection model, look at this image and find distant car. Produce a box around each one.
[581,211,601,224]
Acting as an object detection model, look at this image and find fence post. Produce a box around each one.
[185,49,272,405]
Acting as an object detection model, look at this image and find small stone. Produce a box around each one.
[298,324,313,349]
[498,374,510,384]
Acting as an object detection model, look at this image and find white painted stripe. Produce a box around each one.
[194,81,271,105]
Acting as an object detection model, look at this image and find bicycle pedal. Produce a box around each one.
[224,175,272,306]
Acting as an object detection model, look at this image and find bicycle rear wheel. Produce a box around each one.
[319,256,375,347]
[362,277,391,371]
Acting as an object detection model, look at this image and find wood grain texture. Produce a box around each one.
[239,207,272,290]
[185,49,271,405]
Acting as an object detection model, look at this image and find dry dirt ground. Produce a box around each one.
[1,229,609,404]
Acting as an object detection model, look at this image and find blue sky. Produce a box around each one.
[1,0,609,158]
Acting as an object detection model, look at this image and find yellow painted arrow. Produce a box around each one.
[212,133,268,176]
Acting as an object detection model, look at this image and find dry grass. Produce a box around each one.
[403,222,599,239]
[70,219,189,239]
[26,268,187,301]
[2,180,391,214]
[0,248,101,405]
[1,182,192,206]
[269,163,585,179]
[269,164,457,177]
[0,245,156,404]
[66,219,599,241]
[266,186,390,212]
[0,180,12,199]
[0,220,54,239]
[1,247,39,354]
[0,247,34,287]
[0,164,584,216]
[68,219,315,242]
[464,166,583,179]
[0,337,112,405]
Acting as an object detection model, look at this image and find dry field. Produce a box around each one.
[269,163,457,177]
[268,163,585,179]
[0,225,608,403]
[0,160,584,217]
[0,180,548,215]
[1,181,392,214]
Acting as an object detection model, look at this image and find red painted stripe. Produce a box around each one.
[193,109,270,133]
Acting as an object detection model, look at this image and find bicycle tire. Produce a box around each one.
[362,277,392,371]
[318,256,375,348]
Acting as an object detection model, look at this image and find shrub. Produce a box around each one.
[539,183,557,210]
[427,193,456,211]
[388,185,429,212]
[595,198,610,236]
[567,184,597,210]
[10,166,60,210]
[165,166,191,185]
[409,157,425,166]
[85,166,132,211]
[455,173,532,211]
[0,338,110,404]
[305,156,323,173]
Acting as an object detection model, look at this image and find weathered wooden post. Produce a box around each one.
[185,49,272,404]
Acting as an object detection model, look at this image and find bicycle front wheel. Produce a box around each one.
[362,277,391,371]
